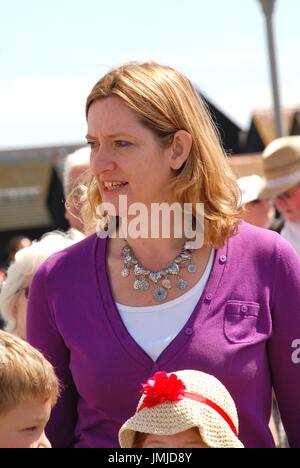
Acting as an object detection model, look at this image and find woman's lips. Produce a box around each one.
[102,181,128,192]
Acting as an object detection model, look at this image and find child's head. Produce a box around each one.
[119,370,244,448]
[0,330,59,448]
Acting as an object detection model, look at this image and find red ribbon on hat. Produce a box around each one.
[183,391,238,437]
[138,371,238,437]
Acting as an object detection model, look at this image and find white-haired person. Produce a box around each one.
[119,369,243,448]
[0,231,77,340]
[63,146,90,238]
[237,175,275,229]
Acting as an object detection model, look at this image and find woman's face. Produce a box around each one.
[87,96,176,215]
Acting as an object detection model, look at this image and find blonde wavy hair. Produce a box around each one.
[83,61,241,247]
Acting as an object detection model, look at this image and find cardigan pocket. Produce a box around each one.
[224,301,261,344]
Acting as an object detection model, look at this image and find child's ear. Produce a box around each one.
[169,130,192,171]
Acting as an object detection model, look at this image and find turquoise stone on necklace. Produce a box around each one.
[187,263,197,273]
[153,287,168,301]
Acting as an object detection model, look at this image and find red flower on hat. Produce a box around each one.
[140,371,186,409]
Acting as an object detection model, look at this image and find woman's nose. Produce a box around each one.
[90,146,115,174]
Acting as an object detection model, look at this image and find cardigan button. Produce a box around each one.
[185,328,193,336]
[205,293,213,301]
[241,305,248,313]
[219,255,227,263]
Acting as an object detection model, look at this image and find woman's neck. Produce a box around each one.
[124,236,188,271]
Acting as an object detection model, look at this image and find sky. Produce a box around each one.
[0,0,299,150]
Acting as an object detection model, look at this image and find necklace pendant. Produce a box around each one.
[181,252,192,261]
[121,267,130,277]
[140,280,150,290]
[162,279,172,289]
[134,265,150,276]
[174,255,183,264]
[134,279,150,291]
[153,287,168,301]
[122,246,131,256]
[187,263,197,273]
[149,271,162,283]
[177,278,188,289]
[168,263,180,275]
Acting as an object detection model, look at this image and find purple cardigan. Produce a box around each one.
[27,222,300,448]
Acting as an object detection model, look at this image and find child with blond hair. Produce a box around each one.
[0,330,59,448]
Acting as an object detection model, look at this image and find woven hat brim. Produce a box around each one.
[259,179,300,199]
[118,399,244,448]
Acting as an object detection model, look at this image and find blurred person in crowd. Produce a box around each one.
[27,61,300,448]
[0,236,31,329]
[0,231,77,340]
[262,136,300,254]
[261,136,300,448]
[237,174,281,447]
[119,370,243,448]
[0,270,6,290]
[0,272,5,329]
[63,146,90,239]
[0,330,59,448]
[7,236,31,265]
[237,175,275,229]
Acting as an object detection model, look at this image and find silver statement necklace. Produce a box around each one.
[121,241,198,302]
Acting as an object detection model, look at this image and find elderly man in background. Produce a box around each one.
[237,174,275,229]
[63,146,90,239]
[262,136,300,255]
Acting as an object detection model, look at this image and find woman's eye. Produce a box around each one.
[87,142,99,150]
[115,140,131,148]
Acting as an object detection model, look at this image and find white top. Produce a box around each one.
[117,249,215,361]
[281,221,300,256]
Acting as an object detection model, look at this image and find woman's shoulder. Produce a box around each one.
[232,221,299,262]
[235,221,280,243]
[35,233,103,278]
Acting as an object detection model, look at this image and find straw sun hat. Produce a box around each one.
[262,136,300,198]
[118,370,244,448]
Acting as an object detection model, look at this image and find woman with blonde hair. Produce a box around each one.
[27,61,300,448]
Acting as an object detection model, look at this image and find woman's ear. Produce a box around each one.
[169,130,192,171]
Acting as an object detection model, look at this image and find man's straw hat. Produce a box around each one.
[119,370,244,448]
[262,136,300,198]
